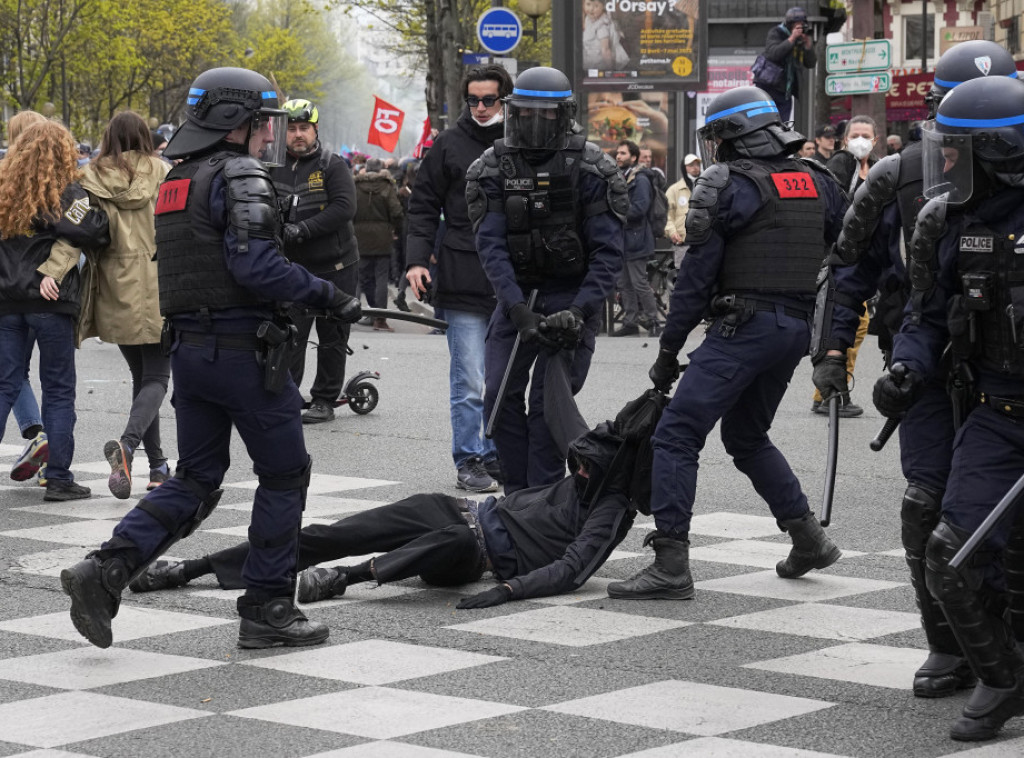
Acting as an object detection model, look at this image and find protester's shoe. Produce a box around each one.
[11,431,48,481]
[428,327,445,335]
[611,324,639,337]
[60,555,128,648]
[838,393,864,418]
[129,560,188,593]
[147,465,170,491]
[456,456,499,493]
[483,457,504,485]
[357,316,373,327]
[373,318,395,332]
[297,567,349,603]
[914,652,977,698]
[776,512,842,578]
[394,292,411,312]
[37,463,48,487]
[237,596,330,649]
[607,532,694,600]
[44,480,91,501]
[302,398,335,424]
[810,400,822,413]
[104,440,133,499]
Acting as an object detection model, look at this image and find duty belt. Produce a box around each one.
[978,393,1024,420]
[711,295,811,321]
[178,332,262,351]
[456,498,493,574]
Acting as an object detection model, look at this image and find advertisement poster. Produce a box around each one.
[587,90,670,172]
[581,0,707,91]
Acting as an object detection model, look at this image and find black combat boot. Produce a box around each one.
[60,554,130,648]
[776,512,842,578]
[607,531,694,600]
[237,595,330,649]
[297,567,349,603]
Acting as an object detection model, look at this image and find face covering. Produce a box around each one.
[847,136,873,160]
[475,111,504,127]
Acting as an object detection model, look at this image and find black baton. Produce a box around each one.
[870,417,900,451]
[486,289,538,440]
[950,471,1024,571]
[820,394,840,527]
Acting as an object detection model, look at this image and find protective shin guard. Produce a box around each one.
[901,485,974,697]
[1006,517,1024,643]
[776,512,842,578]
[60,554,131,649]
[926,521,1024,741]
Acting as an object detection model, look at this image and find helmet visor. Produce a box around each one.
[698,129,719,166]
[250,111,288,167]
[505,102,569,151]
[922,120,973,204]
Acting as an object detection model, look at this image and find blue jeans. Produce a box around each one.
[13,329,41,436]
[0,313,77,481]
[445,309,496,469]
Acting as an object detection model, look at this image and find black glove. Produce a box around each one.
[812,353,849,401]
[509,302,554,346]
[649,348,681,393]
[456,584,512,609]
[330,288,362,324]
[283,222,308,246]
[539,307,584,349]
[872,363,922,419]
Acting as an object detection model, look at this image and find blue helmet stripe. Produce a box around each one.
[935,71,1019,90]
[261,91,276,99]
[189,88,206,96]
[186,97,200,105]
[512,87,572,97]
[936,112,1024,128]
[705,99,778,124]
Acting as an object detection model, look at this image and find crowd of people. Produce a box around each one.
[1,8,1024,743]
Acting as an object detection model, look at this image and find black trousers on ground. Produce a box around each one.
[207,493,485,589]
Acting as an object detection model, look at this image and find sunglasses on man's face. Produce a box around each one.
[466,95,500,108]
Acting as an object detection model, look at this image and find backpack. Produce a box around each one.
[639,167,669,239]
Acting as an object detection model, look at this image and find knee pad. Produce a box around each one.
[926,520,986,607]
[901,484,943,558]
[257,456,312,498]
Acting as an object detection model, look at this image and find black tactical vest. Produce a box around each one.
[718,158,827,294]
[951,223,1024,377]
[493,136,587,286]
[155,151,264,317]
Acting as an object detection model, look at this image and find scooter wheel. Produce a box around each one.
[348,382,379,415]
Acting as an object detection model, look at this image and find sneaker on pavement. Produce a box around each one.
[129,560,188,593]
[147,465,170,491]
[37,462,48,487]
[394,292,411,312]
[456,456,499,493]
[302,398,335,424]
[104,440,133,499]
[483,457,504,485]
[611,324,639,337]
[45,480,91,501]
[11,431,49,481]
[372,318,395,332]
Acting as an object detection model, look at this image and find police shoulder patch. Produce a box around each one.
[155,179,191,214]
[959,235,994,253]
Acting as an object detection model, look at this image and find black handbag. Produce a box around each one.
[751,54,786,91]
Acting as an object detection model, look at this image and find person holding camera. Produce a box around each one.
[753,7,817,123]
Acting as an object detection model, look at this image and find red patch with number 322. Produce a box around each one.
[770,172,818,198]
[155,179,191,214]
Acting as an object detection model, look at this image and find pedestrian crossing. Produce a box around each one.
[1,452,1023,757]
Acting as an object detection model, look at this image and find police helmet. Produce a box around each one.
[163,67,288,166]
[504,67,576,153]
[282,98,320,126]
[922,76,1024,203]
[925,40,1018,117]
[784,7,808,29]
[698,86,805,163]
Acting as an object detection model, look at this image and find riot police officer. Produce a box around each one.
[61,68,362,650]
[812,40,1019,699]
[874,75,1024,742]
[608,86,848,600]
[466,66,626,494]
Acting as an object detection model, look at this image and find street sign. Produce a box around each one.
[462,52,490,65]
[476,7,522,55]
[825,40,892,73]
[825,71,892,96]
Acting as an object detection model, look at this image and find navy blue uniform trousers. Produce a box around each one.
[899,378,956,493]
[650,307,811,535]
[105,340,309,594]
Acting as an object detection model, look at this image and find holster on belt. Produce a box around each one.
[257,318,300,393]
[160,319,176,357]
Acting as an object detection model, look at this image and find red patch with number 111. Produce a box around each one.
[155,179,191,214]
[770,172,818,198]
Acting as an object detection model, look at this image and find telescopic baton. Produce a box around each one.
[486,289,538,440]
[820,394,840,527]
[949,471,1024,571]
[870,417,900,451]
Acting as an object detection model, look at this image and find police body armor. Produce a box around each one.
[718,158,826,294]
[155,150,271,317]
[949,223,1024,377]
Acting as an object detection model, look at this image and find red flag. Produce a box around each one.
[413,117,432,159]
[367,96,405,153]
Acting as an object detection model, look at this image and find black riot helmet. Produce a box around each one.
[504,67,576,156]
[925,40,1019,118]
[923,76,1024,204]
[163,67,288,166]
[698,85,805,164]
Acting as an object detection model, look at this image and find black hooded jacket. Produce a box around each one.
[405,109,503,315]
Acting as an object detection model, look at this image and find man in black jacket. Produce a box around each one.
[754,7,816,122]
[405,65,512,493]
[272,99,359,424]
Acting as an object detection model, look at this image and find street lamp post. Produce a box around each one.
[519,0,552,42]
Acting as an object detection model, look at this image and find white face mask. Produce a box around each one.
[847,136,873,160]
[475,111,504,127]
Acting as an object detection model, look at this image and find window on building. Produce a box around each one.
[905,14,935,63]
[1008,16,1021,56]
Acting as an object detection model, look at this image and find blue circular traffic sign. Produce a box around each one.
[477,8,521,55]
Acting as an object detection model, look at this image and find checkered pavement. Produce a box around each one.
[2,446,1023,758]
